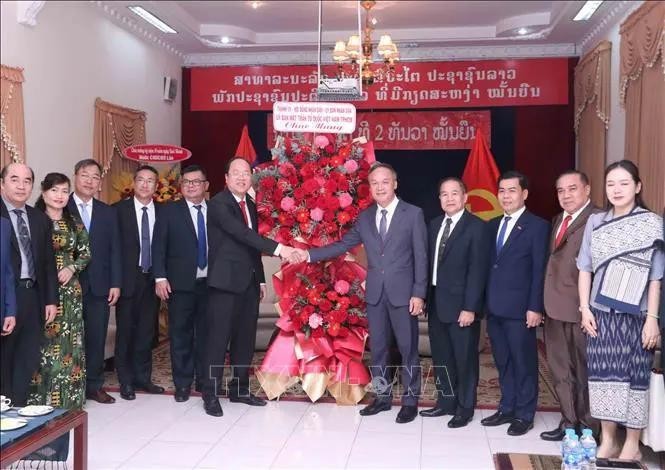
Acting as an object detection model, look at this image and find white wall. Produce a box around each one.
[581,1,643,164]
[0,1,182,192]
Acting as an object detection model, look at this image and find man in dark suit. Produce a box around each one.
[202,157,296,417]
[1,216,17,337]
[153,164,210,402]
[541,170,599,441]
[68,158,121,404]
[481,171,549,436]
[113,165,164,400]
[1,163,58,406]
[293,162,428,424]
[420,177,488,428]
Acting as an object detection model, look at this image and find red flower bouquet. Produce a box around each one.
[255,134,375,404]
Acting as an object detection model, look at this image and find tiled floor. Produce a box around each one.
[57,393,663,470]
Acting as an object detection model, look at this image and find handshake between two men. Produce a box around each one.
[278,246,309,265]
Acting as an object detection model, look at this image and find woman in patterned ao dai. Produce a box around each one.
[577,160,663,460]
[28,172,91,462]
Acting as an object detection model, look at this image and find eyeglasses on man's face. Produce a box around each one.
[181,178,207,187]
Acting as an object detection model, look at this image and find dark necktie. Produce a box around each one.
[496,216,512,253]
[140,207,151,272]
[239,200,250,227]
[12,209,35,280]
[194,205,207,269]
[437,217,453,266]
[379,209,388,240]
[555,214,573,248]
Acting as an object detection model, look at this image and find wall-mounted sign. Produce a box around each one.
[272,101,356,134]
[191,58,569,111]
[122,144,192,163]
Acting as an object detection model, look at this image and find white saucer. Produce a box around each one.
[17,405,54,417]
[0,417,28,431]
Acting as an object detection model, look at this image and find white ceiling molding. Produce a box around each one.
[579,0,637,53]
[184,43,577,67]
[16,1,46,26]
[92,1,185,59]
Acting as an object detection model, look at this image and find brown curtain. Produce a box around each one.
[93,98,147,203]
[620,1,665,211]
[1,65,27,166]
[574,41,611,207]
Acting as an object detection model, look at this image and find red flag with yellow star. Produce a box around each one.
[462,129,502,221]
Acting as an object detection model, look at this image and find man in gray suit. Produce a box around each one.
[290,163,428,423]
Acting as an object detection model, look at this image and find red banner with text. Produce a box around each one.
[267,111,491,150]
[191,58,568,111]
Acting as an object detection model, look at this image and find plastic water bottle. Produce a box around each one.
[580,428,597,469]
[563,435,583,470]
[561,428,577,467]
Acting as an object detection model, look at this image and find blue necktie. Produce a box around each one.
[496,216,512,253]
[12,209,36,280]
[79,202,91,232]
[379,209,388,240]
[194,205,207,269]
[140,207,151,272]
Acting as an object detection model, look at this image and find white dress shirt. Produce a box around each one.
[232,193,253,229]
[72,192,94,220]
[555,199,590,238]
[187,199,208,279]
[375,196,400,233]
[432,209,465,286]
[496,205,527,245]
[134,197,155,267]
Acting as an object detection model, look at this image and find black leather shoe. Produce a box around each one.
[419,406,453,418]
[540,427,566,441]
[229,393,266,406]
[507,419,534,436]
[203,395,223,417]
[120,384,136,400]
[134,382,165,394]
[481,411,514,426]
[448,414,473,428]
[86,389,116,404]
[359,400,392,416]
[395,405,418,424]
[175,387,190,403]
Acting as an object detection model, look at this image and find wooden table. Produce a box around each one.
[0,409,87,470]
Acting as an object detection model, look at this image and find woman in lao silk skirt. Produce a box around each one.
[577,160,663,460]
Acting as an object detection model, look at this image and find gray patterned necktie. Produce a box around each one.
[379,209,388,240]
[12,209,36,279]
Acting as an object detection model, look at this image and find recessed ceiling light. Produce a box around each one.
[573,1,603,21]
[251,1,262,9]
[221,36,230,44]
[517,27,528,35]
[127,6,177,34]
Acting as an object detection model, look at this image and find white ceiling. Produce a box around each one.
[92,0,639,64]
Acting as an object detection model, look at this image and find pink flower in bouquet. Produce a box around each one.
[334,279,350,295]
[280,197,296,212]
[310,207,324,222]
[314,135,329,149]
[338,192,353,208]
[308,313,323,329]
[343,159,359,173]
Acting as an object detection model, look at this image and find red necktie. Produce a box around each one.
[555,215,572,247]
[239,200,250,227]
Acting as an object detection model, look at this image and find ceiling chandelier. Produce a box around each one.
[332,0,399,86]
